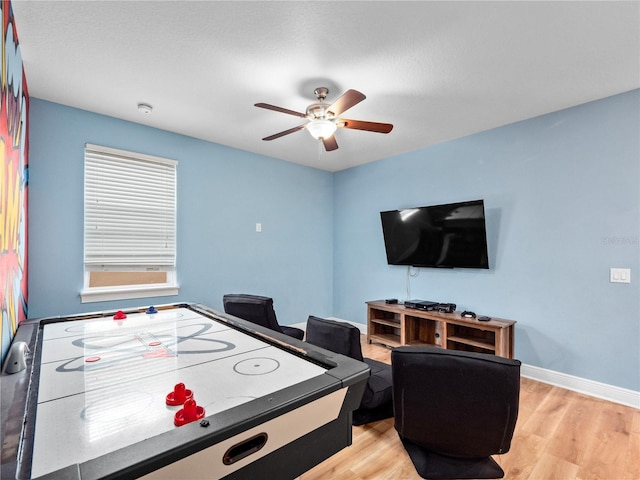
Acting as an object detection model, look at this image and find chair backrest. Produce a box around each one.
[392,346,521,458]
[305,316,364,362]
[222,294,283,333]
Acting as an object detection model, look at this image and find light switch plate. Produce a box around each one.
[610,268,631,283]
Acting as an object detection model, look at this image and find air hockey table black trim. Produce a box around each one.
[0,303,370,480]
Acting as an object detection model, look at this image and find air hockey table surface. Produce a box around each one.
[0,303,369,480]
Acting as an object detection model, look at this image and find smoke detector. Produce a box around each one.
[137,103,153,114]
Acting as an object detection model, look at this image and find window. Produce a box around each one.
[81,143,178,303]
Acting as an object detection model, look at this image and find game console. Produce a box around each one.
[436,303,456,313]
[405,300,439,311]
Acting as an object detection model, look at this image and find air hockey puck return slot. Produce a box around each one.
[223,432,268,465]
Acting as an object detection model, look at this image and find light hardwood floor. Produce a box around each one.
[301,338,640,480]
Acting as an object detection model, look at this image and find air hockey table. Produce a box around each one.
[0,303,369,479]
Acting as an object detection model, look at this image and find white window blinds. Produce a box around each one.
[84,144,177,269]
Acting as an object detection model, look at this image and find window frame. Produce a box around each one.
[80,143,179,303]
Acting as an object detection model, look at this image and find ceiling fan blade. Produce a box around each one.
[322,135,339,151]
[262,124,306,141]
[255,103,307,118]
[327,89,366,116]
[340,119,394,134]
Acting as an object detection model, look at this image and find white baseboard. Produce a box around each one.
[293,318,640,409]
[520,364,639,409]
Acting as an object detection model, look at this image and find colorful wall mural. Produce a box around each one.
[1,0,28,365]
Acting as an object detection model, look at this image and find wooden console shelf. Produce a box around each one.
[366,300,516,358]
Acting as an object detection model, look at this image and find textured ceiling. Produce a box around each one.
[12,1,640,172]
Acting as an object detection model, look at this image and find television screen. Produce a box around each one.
[380,200,489,268]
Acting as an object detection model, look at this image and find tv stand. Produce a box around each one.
[366,300,515,358]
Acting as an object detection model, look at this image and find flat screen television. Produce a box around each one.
[380,199,489,268]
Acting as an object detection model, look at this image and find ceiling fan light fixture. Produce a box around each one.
[306,119,337,140]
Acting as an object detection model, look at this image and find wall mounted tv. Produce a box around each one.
[380,199,489,269]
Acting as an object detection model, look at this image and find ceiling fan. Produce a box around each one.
[255,87,393,151]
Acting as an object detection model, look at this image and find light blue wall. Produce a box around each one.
[28,99,334,324]
[28,91,639,392]
[333,90,639,391]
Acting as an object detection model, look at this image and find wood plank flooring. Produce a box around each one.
[301,338,640,480]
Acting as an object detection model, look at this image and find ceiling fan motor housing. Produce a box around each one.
[306,103,331,120]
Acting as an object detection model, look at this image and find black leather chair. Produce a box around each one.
[391,346,521,479]
[222,294,304,340]
[305,315,393,425]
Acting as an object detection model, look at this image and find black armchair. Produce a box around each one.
[304,315,393,425]
[391,346,521,479]
[222,294,305,341]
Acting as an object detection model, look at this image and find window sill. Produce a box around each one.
[80,284,179,303]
